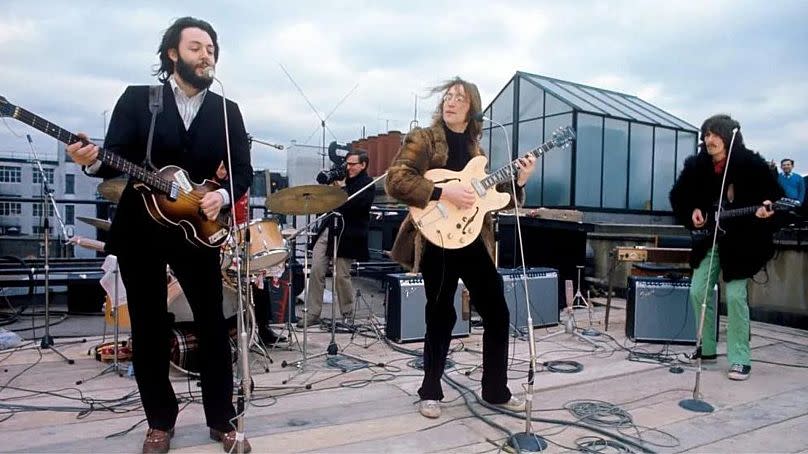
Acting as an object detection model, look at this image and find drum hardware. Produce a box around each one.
[97,178,128,203]
[76,216,112,231]
[278,176,385,379]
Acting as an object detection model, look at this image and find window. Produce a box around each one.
[0,166,21,183]
[33,168,55,184]
[602,118,629,208]
[33,203,55,217]
[676,132,697,176]
[517,118,544,206]
[488,124,513,173]
[628,123,653,210]
[543,113,573,205]
[65,174,76,194]
[65,205,75,225]
[575,114,603,207]
[518,82,544,120]
[32,225,52,237]
[652,128,676,211]
[0,202,22,216]
[491,80,515,125]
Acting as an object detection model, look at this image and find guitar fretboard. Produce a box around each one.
[481,141,555,189]
[715,206,759,220]
[9,104,172,194]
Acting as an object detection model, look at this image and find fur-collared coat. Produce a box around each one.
[385,123,524,273]
[669,146,783,281]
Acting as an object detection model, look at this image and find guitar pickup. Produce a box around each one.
[471,179,485,197]
[167,182,180,201]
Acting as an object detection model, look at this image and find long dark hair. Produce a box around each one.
[429,77,483,142]
[153,17,219,83]
[700,114,744,152]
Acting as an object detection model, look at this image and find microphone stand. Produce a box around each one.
[212,75,250,453]
[27,135,74,365]
[679,129,740,414]
[483,118,547,452]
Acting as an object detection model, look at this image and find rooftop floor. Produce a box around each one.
[1,277,807,453]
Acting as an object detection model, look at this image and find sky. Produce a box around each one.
[1,0,806,174]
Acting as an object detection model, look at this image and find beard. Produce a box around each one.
[175,55,213,91]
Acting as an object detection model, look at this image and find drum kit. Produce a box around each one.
[75,177,350,378]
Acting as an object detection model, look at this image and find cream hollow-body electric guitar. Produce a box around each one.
[409,126,575,249]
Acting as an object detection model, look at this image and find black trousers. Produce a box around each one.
[418,239,512,404]
[117,230,236,433]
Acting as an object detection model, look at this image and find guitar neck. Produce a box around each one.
[8,103,171,193]
[481,141,554,189]
[716,205,760,221]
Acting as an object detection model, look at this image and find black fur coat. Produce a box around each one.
[669,146,783,281]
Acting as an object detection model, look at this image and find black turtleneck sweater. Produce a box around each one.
[430,125,471,200]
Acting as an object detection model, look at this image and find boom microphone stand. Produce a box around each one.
[27,135,74,365]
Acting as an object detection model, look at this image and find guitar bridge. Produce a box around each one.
[167,182,180,201]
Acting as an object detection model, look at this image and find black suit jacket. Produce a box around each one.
[96,83,252,254]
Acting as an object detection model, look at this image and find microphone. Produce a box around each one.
[204,67,215,79]
[471,111,486,122]
[248,135,285,150]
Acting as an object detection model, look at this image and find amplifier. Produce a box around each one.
[626,276,719,345]
[385,273,470,343]
[499,268,559,332]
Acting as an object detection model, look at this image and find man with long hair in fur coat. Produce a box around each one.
[669,114,782,381]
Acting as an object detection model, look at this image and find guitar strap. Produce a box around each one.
[143,85,164,170]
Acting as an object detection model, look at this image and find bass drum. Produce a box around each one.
[167,280,256,377]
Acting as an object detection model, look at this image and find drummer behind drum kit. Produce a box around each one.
[75,177,352,379]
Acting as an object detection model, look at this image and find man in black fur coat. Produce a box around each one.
[669,114,782,381]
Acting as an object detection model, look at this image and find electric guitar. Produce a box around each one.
[0,96,231,248]
[409,126,575,249]
[690,197,799,243]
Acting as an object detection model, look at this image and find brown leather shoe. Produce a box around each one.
[210,428,251,453]
[142,428,174,454]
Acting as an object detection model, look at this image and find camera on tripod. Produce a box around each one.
[316,141,352,185]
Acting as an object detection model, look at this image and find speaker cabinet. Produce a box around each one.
[498,267,559,332]
[626,276,719,344]
[385,273,470,343]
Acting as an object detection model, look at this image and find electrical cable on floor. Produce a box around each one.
[543,360,583,374]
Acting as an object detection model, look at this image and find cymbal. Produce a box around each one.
[97,178,127,203]
[268,185,347,215]
[77,216,112,231]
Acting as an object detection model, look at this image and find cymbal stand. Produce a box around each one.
[311,174,385,369]
[280,204,321,385]
[27,135,73,365]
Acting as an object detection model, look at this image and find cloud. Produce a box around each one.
[1,0,806,174]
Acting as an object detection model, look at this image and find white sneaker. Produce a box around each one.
[418,400,441,418]
[496,396,526,412]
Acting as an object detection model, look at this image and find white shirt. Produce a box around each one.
[88,76,230,205]
[169,76,206,130]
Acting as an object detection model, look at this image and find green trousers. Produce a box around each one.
[689,245,751,366]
